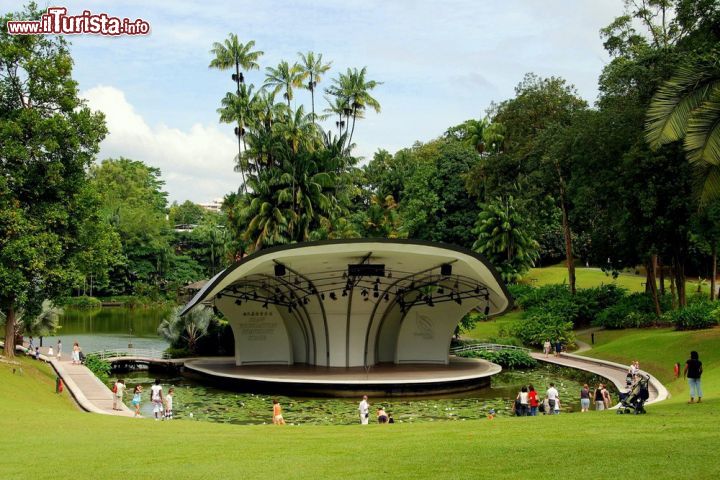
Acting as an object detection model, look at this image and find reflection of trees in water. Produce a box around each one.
[58,307,170,337]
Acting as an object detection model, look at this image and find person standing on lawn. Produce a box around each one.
[684,351,703,404]
[528,384,539,416]
[359,395,370,425]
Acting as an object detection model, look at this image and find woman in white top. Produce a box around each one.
[543,340,551,358]
[516,386,529,416]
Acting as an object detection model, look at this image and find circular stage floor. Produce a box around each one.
[183,356,501,397]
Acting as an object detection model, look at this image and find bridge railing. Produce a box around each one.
[450,343,530,355]
[87,348,171,360]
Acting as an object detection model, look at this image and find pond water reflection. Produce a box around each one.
[53,307,170,353]
[114,365,608,425]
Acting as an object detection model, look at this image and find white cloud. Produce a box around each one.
[82,85,240,203]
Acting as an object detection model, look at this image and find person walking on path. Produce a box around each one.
[554,340,563,357]
[684,351,703,403]
[272,399,285,425]
[593,384,605,411]
[359,395,370,425]
[28,336,34,351]
[543,340,551,358]
[112,379,126,411]
[71,342,80,365]
[528,384,539,416]
[546,383,559,414]
[56,339,62,360]
[48,345,54,357]
[516,386,529,416]
[131,385,142,417]
[580,384,591,412]
[150,379,164,421]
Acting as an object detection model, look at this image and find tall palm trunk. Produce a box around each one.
[659,257,665,295]
[347,107,358,152]
[309,73,315,122]
[235,60,247,194]
[647,256,662,317]
[3,305,16,358]
[711,245,717,301]
[554,161,575,294]
[673,254,687,307]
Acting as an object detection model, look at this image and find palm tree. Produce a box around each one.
[324,95,351,135]
[464,118,490,153]
[326,67,382,150]
[264,61,303,109]
[209,35,263,194]
[646,57,720,204]
[472,196,540,283]
[297,51,332,122]
[158,306,212,353]
[218,83,256,177]
[0,301,61,347]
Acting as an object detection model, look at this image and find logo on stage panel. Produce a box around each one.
[414,314,434,340]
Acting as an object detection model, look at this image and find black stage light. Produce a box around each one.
[303,297,309,305]
[217,293,223,299]
[441,264,452,276]
[342,289,348,297]
[373,291,379,298]
[455,297,462,305]
[235,299,242,306]
[484,305,491,316]
[330,292,337,300]
[320,293,325,300]
[274,264,286,277]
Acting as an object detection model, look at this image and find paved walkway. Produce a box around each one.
[531,351,668,405]
[6,342,135,417]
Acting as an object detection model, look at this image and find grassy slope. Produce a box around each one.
[1,354,719,479]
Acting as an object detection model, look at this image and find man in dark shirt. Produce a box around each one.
[684,351,703,403]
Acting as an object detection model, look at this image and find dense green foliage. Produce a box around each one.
[0,4,107,356]
[457,349,537,369]
[664,300,720,330]
[83,354,111,384]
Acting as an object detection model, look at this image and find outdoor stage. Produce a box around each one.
[183,356,501,397]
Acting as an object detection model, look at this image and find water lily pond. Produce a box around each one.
[113,365,612,425]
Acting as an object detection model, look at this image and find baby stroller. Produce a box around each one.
[617,374,650,414]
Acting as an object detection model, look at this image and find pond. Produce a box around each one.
[111,364,612,425]
[51,306,170,353]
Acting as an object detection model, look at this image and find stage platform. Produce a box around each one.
[182,356,501,397]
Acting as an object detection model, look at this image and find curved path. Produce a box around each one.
[531,351,668,405]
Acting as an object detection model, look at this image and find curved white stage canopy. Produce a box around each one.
[182,239,512,369]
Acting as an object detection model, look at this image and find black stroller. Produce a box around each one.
[617,374,650,414]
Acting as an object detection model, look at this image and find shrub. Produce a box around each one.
[573,285,627,324]
[164,347,192,359]
[667,302,718,330]
[509,311,575,348]
[457,349,537,369]
[83,354,111,383]
[594,292,671,329]
[59,296,102,309]
[515,284,570,311]
[507,284,534,305]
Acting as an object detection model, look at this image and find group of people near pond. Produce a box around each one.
[358,395,393,424]
[112,378,175,419]
[24,337,84,365]
[513,382,616,416]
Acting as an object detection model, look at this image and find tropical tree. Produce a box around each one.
[264,61,303,108]
[209,35,263,193]
[0,301,61,346]
[326,67,382,149]
[158,306,212,353]
[297,51,332,121]
[1,4,107,358]
[645,54,720,203]
[472,196,540,283]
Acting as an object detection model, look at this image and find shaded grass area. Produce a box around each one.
[526,266,650,292]
[1,355,719,479]
[464,310,522,341]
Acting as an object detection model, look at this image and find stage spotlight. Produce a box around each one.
[361,289,368,297]
[262,301,269,309]
[303,297,309,305]
[275,286,281,294]
[441,264,452,276]
[235,299,242,306]
[475,285,480,294]
[438,287,445,294]
[253,291,258,299]
[274,264,286,277]
[342,289,348,297]
[330,292,337,301]
[373,291,379,298]
[373,283,379,292]
[484,305,490,316]
[217,293,223,299]
[454,296,462,305]
[320,293,325,300]
[384,293,390,301]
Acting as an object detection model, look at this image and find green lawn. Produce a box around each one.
[578,327,720,400]
[463,310,522,341]
[2,335,720,479]
[526,266,649,292]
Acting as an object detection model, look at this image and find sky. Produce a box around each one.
[2,0,625,203]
